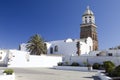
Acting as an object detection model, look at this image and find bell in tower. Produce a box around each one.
[80,6,98,51]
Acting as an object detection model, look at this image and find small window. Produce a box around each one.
[76,41,80,48]
[54,46,58,52]
[96,54,99,56]
[50,47,53,54]
[85,19,87,23]
[89,16,91,18]
[89,19,92,23]
[108,53,112,56]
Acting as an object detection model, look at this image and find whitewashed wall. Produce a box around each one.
[47,37,93,56]
[20,37,93,56]
[63,56,120,66]
[47,40,77,56]
[0,50,8,66]
[8,50,62,67]
[89,49,120,56]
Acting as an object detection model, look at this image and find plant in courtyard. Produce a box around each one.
[103,61,115,75]
[83,61,87,67]
[93,63,100,69]
[71,62,79,66]
[3,69,14,75]
[111,65,120,77]
[65,61,69,66]
[58,62,63,66]
[27,34,47,55]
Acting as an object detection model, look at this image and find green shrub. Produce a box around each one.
[57,62,63,66]
[65,62,69,66]
[83,61,87,67]
[111,65,120,77]
[3,69,14,75]
[99,64,104,70]
[71,62,79,66]
[93,63,100,69]
[103,61,115,75]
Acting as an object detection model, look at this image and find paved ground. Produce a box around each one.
[0,67,99,80]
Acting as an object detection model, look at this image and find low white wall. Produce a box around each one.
[53,66,89,71]
[63,56,120,66]
[8,55,62,67]
[7,50,62,67]
[96,72,112,80]
[0,50,9,66]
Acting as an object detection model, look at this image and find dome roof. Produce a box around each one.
[83,6,94,15]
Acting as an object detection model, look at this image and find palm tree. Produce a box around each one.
[26,34,47,55]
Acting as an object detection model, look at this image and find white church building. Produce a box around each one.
[45,37,93,56]
[20,37,93,56]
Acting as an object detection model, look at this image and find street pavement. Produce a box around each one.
[0,67,98,80]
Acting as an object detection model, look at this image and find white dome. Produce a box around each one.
[65,38,73,42]
[83,6,94,15]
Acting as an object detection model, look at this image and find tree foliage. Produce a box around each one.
[93,63,101,69]
[103,61,115,75]
[111,65,120,77]
[27,34,47,55]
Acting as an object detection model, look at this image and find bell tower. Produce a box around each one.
[80,6,98,50]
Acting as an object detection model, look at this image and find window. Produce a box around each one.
[85,17,87,23]
[96,54,99,56]
[89,19,92,23]
[108,53,112,56]
[50,47,53,54]
[54,45,58,52]
[85,19,87,23]
[76,41,80,48]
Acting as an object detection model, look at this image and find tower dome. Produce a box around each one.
[83,6,94,16]
[82,6,95,24]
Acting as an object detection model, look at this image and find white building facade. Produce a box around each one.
[46,37,93,56]
[20,37,93,56]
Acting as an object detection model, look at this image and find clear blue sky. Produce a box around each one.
[0,0,120,50]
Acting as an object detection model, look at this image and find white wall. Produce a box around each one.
[47,37,93,56]
[89,49,120,56]
[53,66,89,71]
[106,50,120,56]
[19,37,93,56]
[63,56,120,66]
[0,50,8,66]
[47,40,77,56]
[8,50,62,67]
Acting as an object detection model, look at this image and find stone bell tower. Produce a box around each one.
[80,6,98,50]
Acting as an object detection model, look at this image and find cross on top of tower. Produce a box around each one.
[87,6,90,10]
